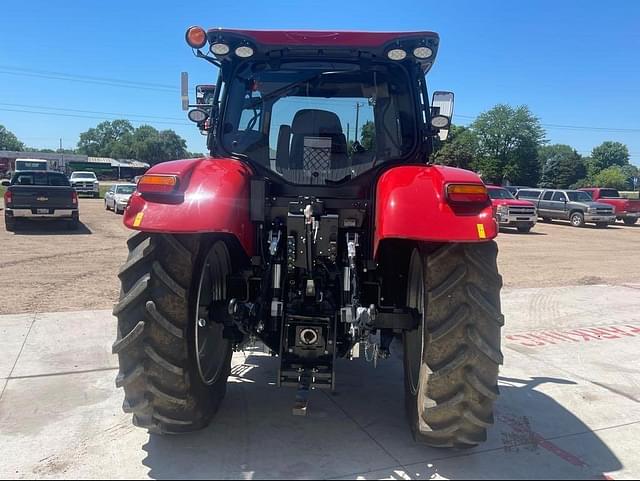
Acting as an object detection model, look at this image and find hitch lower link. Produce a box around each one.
[341,233,391,367]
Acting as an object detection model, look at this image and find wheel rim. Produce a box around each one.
[405,249,425,396]
[571,214,581,226]
[194,242,231,385]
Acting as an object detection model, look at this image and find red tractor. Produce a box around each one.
[113,27,504,449]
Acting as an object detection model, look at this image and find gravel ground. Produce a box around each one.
[0,199,638,314]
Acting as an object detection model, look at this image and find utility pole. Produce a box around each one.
[60,138,64,173]
[354,102,364,142]
[346,123,350,144]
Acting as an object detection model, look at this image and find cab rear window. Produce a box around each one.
[599,189,621,198]
[12,172,70,187]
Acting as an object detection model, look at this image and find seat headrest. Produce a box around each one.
[291,109,343,136]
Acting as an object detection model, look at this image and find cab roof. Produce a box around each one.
[202,28,440,72]
[209,29,439,47]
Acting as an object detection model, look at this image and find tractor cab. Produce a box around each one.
[183,28,454,186]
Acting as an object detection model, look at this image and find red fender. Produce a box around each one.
[374,165,497,257]
[124,157,254,255]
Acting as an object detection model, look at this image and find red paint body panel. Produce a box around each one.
[208,29,438,48]
[123,157,254,255]
[374,165,497,256]
[580,188,640,215]
[487,187,536,209]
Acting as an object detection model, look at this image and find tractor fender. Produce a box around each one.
[124,157,254,255]
[374,165,497,257]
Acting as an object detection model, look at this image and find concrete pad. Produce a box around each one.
[1,285,639,479]
[0,370,146,479]
[0,351,398,480]
[0,313,35,379]
[502,284,640,334]
[10,310,116,378]
[551,422,640,480]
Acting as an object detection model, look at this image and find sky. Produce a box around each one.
[1,0,639,164]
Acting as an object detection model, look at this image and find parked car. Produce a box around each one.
[487,186,537,233]
[3,171,79,231]
[104,183,136,214]
[69,171,100,198]
[515,188,544,202]
[579,188,640,225]
[535,189,616,228]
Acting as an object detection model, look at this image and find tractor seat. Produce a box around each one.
[286,109,349,171]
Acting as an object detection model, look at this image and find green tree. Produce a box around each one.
[588,141,630,176]
[130,125,188,165]
[539,144,575,170]
[360,121,376,151]
[592,166,629,190]
[539,145,586,188]
[76,121,189,164]
[471,104,546,185]
[77,120,135,157]
[0,125,25,151]
[620,164,640,190]
[431,125,478,170]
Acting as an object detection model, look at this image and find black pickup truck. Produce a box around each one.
[3,171,79,231]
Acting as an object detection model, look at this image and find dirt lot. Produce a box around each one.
[0,199,638,315]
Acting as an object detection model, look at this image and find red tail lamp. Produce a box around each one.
[138,175,179,194]
[446,184,489,204]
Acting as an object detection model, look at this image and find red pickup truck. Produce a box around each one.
[579,188,640,225]
[487,186,537,233]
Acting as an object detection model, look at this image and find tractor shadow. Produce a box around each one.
[141,348,622,480]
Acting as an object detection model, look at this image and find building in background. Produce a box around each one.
[0,151,149,180]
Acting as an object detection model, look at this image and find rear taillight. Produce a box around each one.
[72,191,78,205]
[446,184,489,204]
[137,174,179,194]
[3,190,11,206]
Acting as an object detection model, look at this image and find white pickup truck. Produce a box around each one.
[69,171,100,198]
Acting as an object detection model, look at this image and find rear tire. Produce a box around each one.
[5,217,16,232]
[113,233,234,434]
[595,222,609,229]
[403,242,504,448]
[623,218,638,226]
[541,217,552,223]
[516,226,532,234]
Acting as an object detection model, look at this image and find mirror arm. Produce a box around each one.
[195,49,221,68]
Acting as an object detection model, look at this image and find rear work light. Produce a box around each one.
[138,175,179,194]
[446,184,489,204]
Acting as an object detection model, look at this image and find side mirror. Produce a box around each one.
[431,91,455,141]
[196,85,216,106]
[1,179,10,187]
